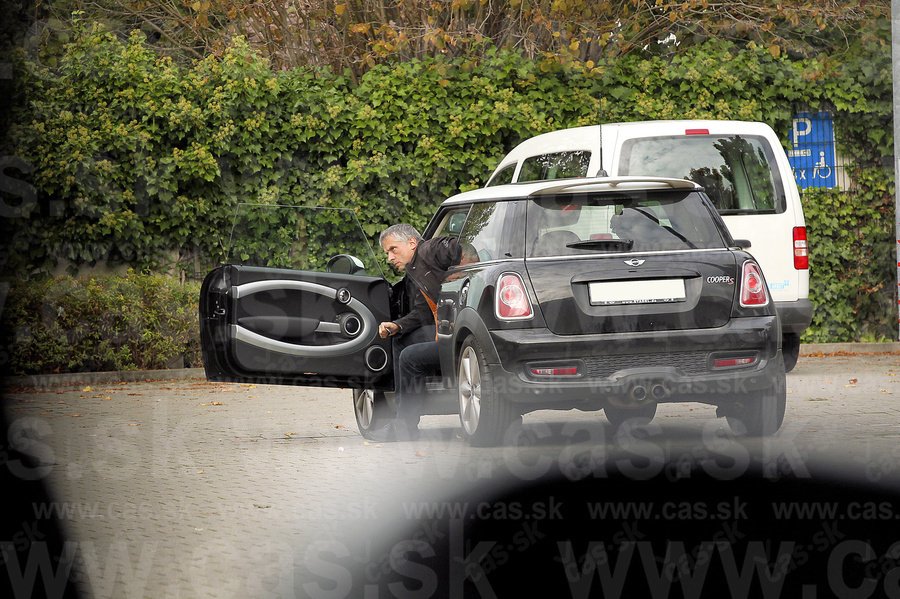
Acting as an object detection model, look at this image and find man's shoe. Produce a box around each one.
[367,419,420,442]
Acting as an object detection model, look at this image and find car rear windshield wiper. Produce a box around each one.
[630,206,697,249]
[566,239,635,252]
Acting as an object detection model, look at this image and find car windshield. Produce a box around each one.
[227,203,384,277]
[526,190,727,257]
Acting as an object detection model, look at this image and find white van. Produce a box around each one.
[486,120,811,371]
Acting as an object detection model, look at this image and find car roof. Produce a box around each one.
[490,120,777,177]
[443,176,702,206]
[503,120,773,150]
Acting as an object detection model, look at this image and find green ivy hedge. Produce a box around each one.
[0,272,201,375]
[3,20,896,350]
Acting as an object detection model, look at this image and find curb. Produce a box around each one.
[799,342,900,356]
[3,368,206,391]
[3,343,899,390]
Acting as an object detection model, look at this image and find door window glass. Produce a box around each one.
[227,204,383,276]
[458,201,512,263]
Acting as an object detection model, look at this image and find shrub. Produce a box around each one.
[0,271,201,375]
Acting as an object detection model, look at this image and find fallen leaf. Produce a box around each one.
[254,504,271,509]
[334,424,345,429]
[210,401,223,406]
[848,378,858,385]
[69,413,81,418]
[81,386,93,392]
[284,432,295,438]
[127,422,141,426]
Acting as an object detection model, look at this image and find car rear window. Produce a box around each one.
[519,151,591,183]
[526,191,727,257]
[617,135,785,214]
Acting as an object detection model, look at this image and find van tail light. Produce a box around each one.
[740,261,769,307]
[793,226,809,270]
[685,128,709,135]
[495,273,533,320]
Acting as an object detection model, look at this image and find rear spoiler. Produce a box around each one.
[529,176,700,196]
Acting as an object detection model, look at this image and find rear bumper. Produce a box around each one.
[775,299,813,335]
[486,316,781,408]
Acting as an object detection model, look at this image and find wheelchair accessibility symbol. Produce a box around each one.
[788,112,837,189]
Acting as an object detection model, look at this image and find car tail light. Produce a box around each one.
[495,273,533,320]
[740,261,769,307]
[685,129,709,135]
[529,365,580,377]
[793,226,809,270]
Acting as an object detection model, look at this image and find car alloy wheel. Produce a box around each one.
[457,337,518,447]
[458,344,482,436]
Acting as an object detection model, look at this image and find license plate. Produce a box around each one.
[589,279,686,305]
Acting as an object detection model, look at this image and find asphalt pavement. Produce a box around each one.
[2,349,900,598]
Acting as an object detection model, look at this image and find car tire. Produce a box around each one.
[457,337,519,447]
[353,389,393,440]
[782,333,800,373]
[604,403,658,430]
[725,374,786,437]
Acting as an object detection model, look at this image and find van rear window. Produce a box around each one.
[617,135,785,214]
[519,151,591,183]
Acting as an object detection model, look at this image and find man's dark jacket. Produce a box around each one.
[392,236,461,335]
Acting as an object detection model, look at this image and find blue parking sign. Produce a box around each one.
[787,112,837,189]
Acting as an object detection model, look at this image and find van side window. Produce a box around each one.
[486,164,516,187]
[518,151,591,183]
[618,135,785,214]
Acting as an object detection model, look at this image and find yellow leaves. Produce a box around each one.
[767,44,781,59]
[350,23,371,35]
[568,40,580,52]
[335,3,347,17]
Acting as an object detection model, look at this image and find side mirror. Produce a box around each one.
[733,239,752,249]
[326,254,366,275]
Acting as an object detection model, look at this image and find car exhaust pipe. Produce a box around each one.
[630,385,648,403]
[651,384,669,400]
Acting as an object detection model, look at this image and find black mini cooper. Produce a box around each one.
[200,177,786,446]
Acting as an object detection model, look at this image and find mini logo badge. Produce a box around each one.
[624,259,645,267]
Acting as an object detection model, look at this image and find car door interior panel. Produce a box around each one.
[201,265,394,390]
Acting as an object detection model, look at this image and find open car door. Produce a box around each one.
[199,205,393,390]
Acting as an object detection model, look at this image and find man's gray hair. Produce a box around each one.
[379,223,422,245]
